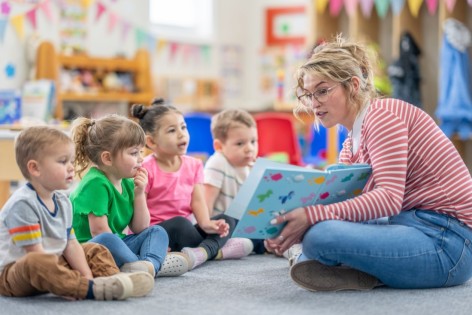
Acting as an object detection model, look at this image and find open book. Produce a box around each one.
[226,158,372,239]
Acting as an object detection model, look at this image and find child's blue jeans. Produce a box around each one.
[89,225,169,274]
[299,209,472,288]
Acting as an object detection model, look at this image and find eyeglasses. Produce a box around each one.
[296,83,341,107]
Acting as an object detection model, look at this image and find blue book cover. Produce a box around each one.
[226,158,372,239]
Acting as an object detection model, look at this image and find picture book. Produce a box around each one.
[226,158,372,239]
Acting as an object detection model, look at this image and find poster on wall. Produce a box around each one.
[265,6,306,47]
[59,0,88,54]
[220,45,243,98]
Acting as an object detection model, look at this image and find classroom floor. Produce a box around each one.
[1,254,471,315]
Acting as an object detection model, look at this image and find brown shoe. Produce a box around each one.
[290,260,381,292]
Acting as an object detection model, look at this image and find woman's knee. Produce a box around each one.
[302,221,346,255]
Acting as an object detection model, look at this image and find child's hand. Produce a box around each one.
[201,219,229,237]
[134,167,148,195]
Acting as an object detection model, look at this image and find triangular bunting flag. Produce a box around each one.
[316,0,329,13]
[344,0,359,17]
[425,0,438,15]
[25,8,37,29]
[329,0,344,16]
[81,0,94,8]
[146,34,156,54]
[201,45,211,64]
[120,20,131,41]
[445,0,456,12]
[374,0,389,17]
[95,1,106,22]
[1,1,11,15]
[156,38,167,54]
[10,15,24,39]
[360,0,374,17]
[107,11,118,33]
[391,0,406,15]
[407,0,423,17]
[39,0,54,22]
[135,28,147,48]
[0,19,7,42]
[169,42,179,62]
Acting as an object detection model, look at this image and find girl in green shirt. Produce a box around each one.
[70,114,189,277]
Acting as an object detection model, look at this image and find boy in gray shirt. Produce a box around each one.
[0,126,153,300]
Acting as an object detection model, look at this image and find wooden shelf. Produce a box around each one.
[35,41,153,119]
[59,55,138,71]
[60,92,153,103]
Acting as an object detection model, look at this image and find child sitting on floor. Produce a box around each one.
[131,99,253,270]
[70,114,188,277]
[203,108,266,254]
[0,126,153,300]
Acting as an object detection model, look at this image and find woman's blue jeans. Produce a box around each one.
[88,225,169,274]
[299,209,472,289]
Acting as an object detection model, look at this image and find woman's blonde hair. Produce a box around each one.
[71,114,145,178]
[294,35,378,126]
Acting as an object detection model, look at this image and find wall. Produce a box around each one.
[0,0,309,112]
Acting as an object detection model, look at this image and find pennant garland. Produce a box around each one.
[425,0,438,15]
[0,18,7,42]
[95,1,106,22]
[408,0,424,17]
[344,0,358,17]
[391,0,406,15]
[329,0,344,16]
[10,14,24,39]
[107,11,117,33]
[1,1,10,15]
[445,0,457,13]
[360,0,374,18]
[39,0,53,22]
[316,0,330,14]
[26,8,37,29]
[375,0,389,18]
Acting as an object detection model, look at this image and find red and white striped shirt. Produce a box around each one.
[305,98,472,228]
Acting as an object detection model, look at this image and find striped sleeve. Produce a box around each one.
[305,102,409,224]
[4,201,43,247]
[9,224,42,245]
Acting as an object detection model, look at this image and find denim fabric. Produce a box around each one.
[89,225,169,274]
[299,210,472,289]
[435,34,472,140]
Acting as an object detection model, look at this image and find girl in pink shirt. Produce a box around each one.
[131,99,253,270]
[266,36,472,292]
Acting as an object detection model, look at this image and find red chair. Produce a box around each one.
[254,112,303,165]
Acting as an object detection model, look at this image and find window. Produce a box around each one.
[149,0,213,41]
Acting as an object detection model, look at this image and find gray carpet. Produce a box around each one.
[1,254,470,315]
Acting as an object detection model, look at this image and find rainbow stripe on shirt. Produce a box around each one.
[9,224,42,244]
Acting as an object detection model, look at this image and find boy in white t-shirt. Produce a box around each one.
[204,109,266,254]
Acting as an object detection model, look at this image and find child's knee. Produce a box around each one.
[148,225,169,242]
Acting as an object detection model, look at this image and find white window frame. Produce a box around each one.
[149,0,214,42]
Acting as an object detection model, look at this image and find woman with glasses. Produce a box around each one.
[266,35,472,292]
